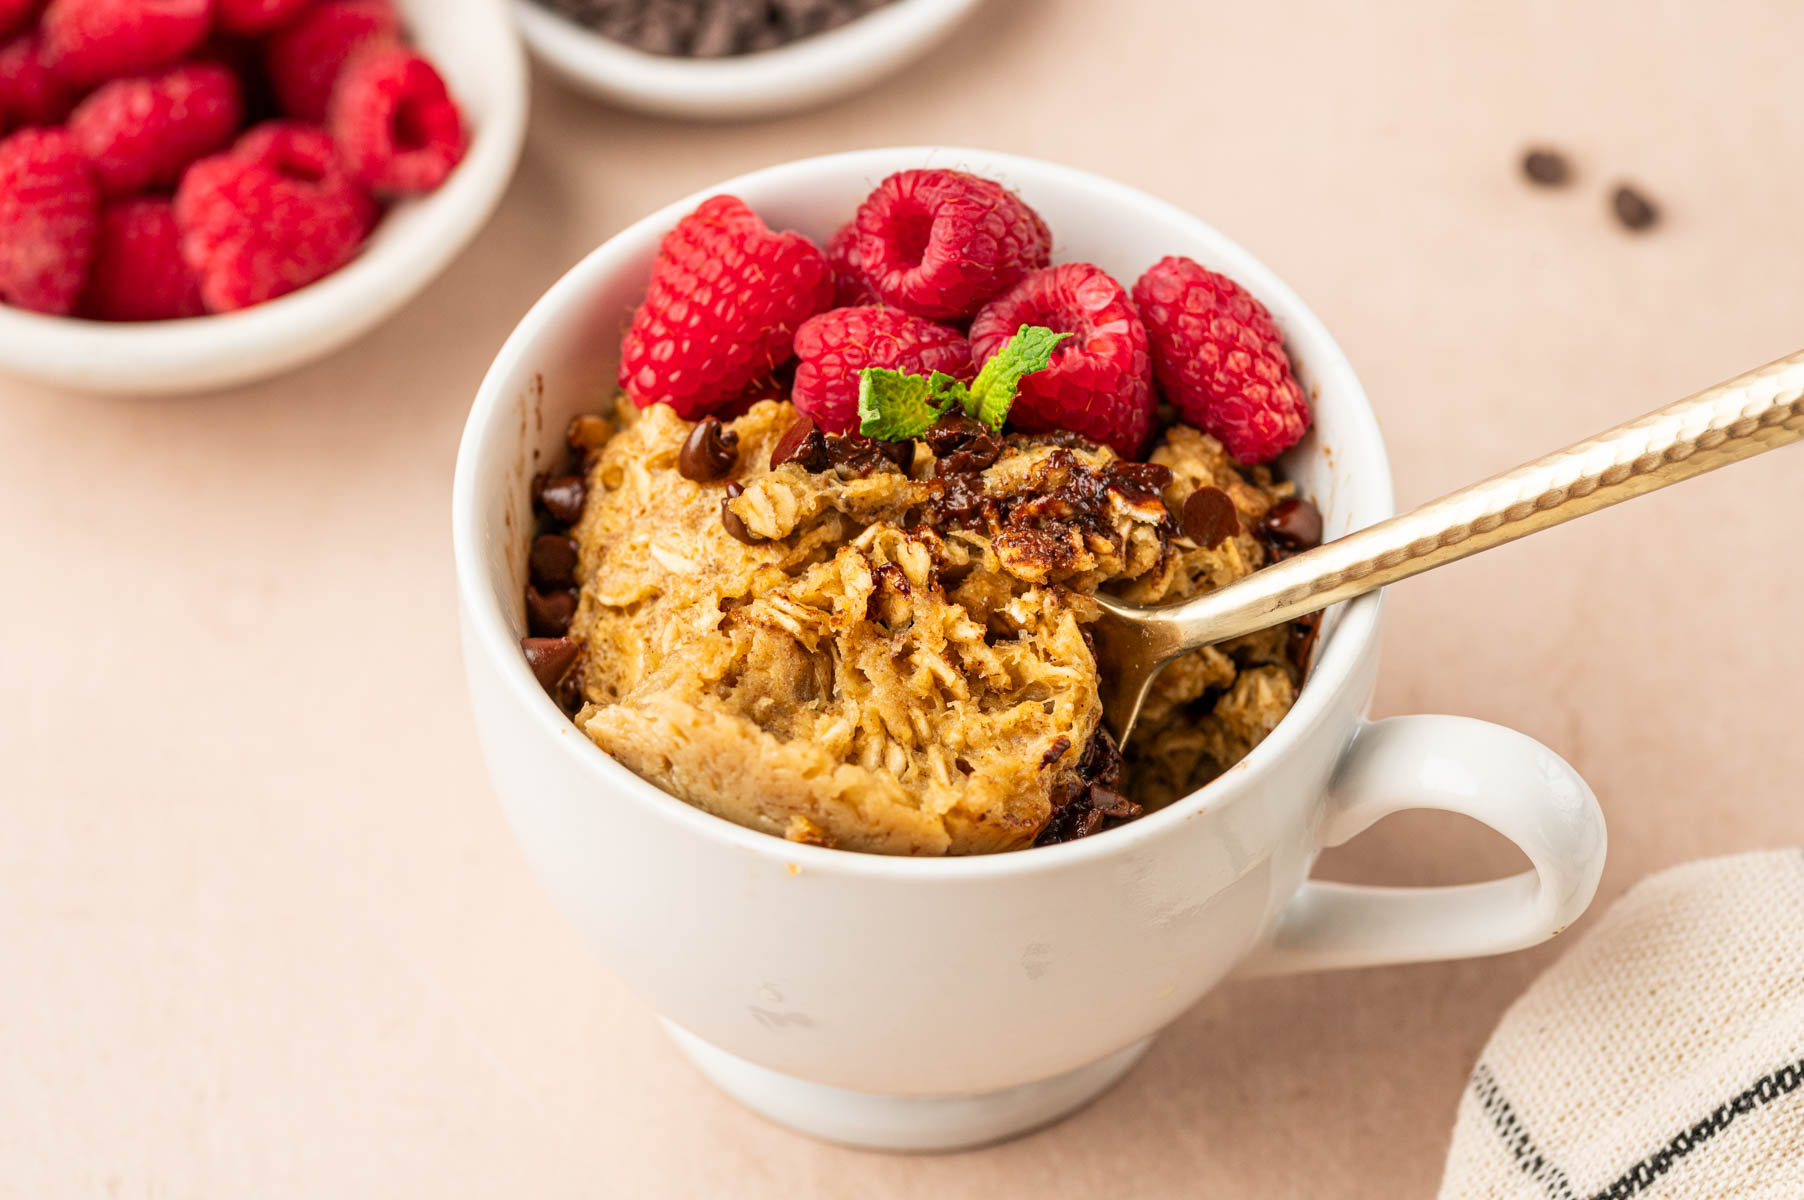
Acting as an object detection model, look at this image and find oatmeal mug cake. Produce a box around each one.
[519,169,1323,855]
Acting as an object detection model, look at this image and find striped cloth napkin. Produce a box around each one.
[1438,850,1804,1200]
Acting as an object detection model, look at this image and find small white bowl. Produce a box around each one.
[514,0,984,120]
[0,0,528,397]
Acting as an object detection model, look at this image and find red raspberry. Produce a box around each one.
[68,62,242,195]
[174,120,376,312]
[1,0,40,38]
[264,0,397,121]
[328,43,463,196]
[825,219,876,306]
[83,195,202,319]
[1132,255,1311,465]
[0,127,99,314]
[618,194,833,419]
[0,34,73,132]
[791,306,971,435]
[969,263,1154,457]
[849,168,1051,320]
[214,0,308,35]
[39,0,214,89]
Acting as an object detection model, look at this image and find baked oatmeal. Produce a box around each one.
[518,169,1322,855]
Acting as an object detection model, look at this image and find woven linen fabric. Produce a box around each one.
[1438,849,1804,1200]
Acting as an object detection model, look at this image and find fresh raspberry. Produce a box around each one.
[263,0,397,121]
[0,127,100,314]
[39,0,214,89]
[214,0,307,35]
[0,0,40,38]
[174,120,375,312]
[618,194,833,418]
[68,62,242,195]
[968,262,1154,457]
[1132,255,1311,464]
[791,306,971,434]
[0,34,73,132]
[849,168,1051,320]
[328,43,463,196]
[825,219,876,306]
[83,195,203,319]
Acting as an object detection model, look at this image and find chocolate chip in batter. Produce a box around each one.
[534,474,588,524]
[526,585,579,637]
[1088,785,1142,821]
[1611,184,1659,231]
[678,416,740,482]
[1288,612,1323,681]
[1262,497,1323,554]
[924,414,1000,475]
[770,415,832,472]
[1521,148,1570,186]
[720,481,762,544]
[1181,485,1240,549]
[529,534,579,589]
[521,636,579,692]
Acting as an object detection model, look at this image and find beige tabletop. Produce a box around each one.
[6,2,1804,1195]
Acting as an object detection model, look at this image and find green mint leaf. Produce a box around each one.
[965,324,1072,430]
[926,371,968,408]
[858,367,962,441]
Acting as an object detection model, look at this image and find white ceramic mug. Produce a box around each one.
[452,148,1608,1152]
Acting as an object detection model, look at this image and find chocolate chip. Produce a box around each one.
[1262,497,1323,553]
[1181,486,1240,549]
[720,481,761,544]
[534,474,587,524]
[770,415,831,471]
[521,636,579,692]
[526,586,579,637]
[1288,612,1322,681]
[678,416,740,482]
[1611,184,1659,231]
[529,534,579,589]
[1089,785,1142,821]
[925,414,1000,474]
[1521,148,1570,186]
[875,437,915,476]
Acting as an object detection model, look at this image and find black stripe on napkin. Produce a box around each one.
[1472,1056,1804,1200]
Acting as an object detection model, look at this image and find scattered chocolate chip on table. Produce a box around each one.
[1521,148,1571,186]
[1611,183,1660,231]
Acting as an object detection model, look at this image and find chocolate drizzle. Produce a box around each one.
[770,415,912,478]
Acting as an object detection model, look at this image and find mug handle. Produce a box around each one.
[1237,715,1607,977]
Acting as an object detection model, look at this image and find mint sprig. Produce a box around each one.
[856,324,1070,442]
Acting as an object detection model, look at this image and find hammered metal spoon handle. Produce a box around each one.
[1095,348,1804,747]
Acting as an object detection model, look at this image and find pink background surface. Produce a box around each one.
[6,2,1804,1195]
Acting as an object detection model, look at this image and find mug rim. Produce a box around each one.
[452,145,1396,880]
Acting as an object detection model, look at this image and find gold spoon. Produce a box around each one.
[1093,349,1804,749]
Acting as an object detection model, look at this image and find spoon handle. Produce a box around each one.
[1157,347,1804,650]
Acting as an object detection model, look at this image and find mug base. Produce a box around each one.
[662,1021,1153,1152]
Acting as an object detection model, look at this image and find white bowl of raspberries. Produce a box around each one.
[0,0,527,396]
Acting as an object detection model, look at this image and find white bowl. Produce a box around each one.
[514,0,984,120]
[452,148,1606,1151]
[0,0,528,397]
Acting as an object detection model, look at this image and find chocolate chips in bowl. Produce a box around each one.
[532,0,902,58]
